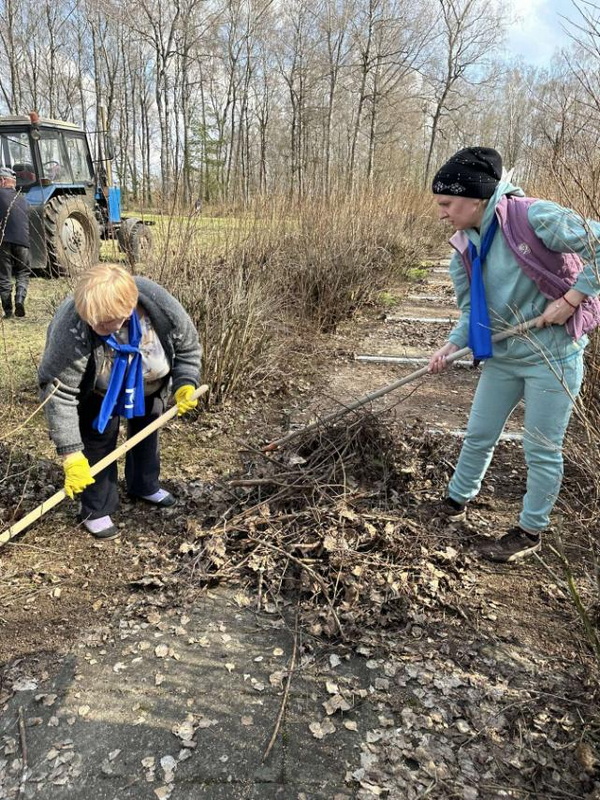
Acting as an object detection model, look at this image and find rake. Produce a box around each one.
[262,317,541,452]
[0,384,209,547]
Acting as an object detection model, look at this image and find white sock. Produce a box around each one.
[142,489,171,503]
[83,515,114,534]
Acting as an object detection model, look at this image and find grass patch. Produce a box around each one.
[406,266,429,280]
[378,291,401,309]
[0,277,70,449]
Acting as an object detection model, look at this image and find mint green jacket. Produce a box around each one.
[448,181,600,363]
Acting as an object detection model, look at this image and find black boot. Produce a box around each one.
[14,291,25,318]
[1,294,12,318]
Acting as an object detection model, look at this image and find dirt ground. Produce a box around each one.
[0,258,599,799]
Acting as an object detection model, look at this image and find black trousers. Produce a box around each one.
[0,243,30,298]
[78,390,167,520]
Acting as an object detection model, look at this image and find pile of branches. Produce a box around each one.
[179,413,468,639]
[0,445,61,535]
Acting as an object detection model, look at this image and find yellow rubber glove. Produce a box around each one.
[174,384,198,416]
[63,451,95,499]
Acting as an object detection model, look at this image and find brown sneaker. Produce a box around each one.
[439,496,467,522]
[477,527,541,563]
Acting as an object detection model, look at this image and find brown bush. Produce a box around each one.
[143,189,437,405]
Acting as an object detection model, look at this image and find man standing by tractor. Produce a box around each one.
[0,166,31,318]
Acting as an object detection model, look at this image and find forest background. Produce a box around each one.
[0,0,597,212]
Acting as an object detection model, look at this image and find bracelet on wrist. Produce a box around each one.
[562,295,578,310]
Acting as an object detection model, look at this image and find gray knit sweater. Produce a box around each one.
[38,277,202,455]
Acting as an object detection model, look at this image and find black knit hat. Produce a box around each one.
[432,147,502,199]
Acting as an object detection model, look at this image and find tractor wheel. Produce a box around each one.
[117,218,153,264]
[45,195,101,276]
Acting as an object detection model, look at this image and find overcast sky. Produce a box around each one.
[504,0,581,65]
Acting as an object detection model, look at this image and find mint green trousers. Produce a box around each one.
[448,353,584,531]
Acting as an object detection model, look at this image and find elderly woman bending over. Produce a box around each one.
[39,263,202,540]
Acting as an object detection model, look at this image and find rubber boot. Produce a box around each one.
[1,294,13,319]
[14,290,25,318]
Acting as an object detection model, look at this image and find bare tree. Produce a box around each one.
[0,0,26,112]
[422,0,506,184]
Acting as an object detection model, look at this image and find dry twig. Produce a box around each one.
[18,705,27,797]
[181,416,468,640]
[262,612,299,761]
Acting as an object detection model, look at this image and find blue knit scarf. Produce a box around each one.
[467,214,498,360]
[93,310,145,433]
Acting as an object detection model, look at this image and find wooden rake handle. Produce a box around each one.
[0,384,209,547]
[262,317,542,452]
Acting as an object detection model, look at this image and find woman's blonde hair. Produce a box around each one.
[74,263,139,325]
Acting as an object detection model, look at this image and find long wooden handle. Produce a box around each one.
[0,384,209,546]
[262,317,542,451]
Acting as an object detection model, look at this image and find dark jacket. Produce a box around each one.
[0,188,29,248]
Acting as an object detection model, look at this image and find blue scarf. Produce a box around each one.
[93,310,145,433]
[467,214,498,360]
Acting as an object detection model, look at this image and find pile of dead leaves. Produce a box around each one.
[177,414,469,640]
[0,444,61,535]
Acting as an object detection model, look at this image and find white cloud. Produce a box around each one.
[504,0,577,65]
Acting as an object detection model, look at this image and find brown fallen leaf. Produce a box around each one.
[323,694,352,715]
[309,719,336,739]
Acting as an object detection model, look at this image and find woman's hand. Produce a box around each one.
[63,451,95,498]
[428,342,460,374]
[537,292,583,328]
[174,384,198,416]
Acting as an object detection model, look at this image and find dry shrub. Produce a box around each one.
[527,143,600,220]
[268,187,432,332]
[557,414,600,657]
[553,326,600,655]
[179,263,279,406]
[144,212,282,406]
[141,188,437,404]
[582,330,600,420]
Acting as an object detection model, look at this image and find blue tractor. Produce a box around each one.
[0,112,152,275]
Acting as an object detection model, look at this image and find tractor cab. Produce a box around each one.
[0,119,94,187]
[0,116,99,274]
[0,114,151,275]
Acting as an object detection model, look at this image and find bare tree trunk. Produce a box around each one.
[0,0,24,112]
[423,0,504,184]
[424,84,450,183]
[348,0,374,194]
[321,0,347,196]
